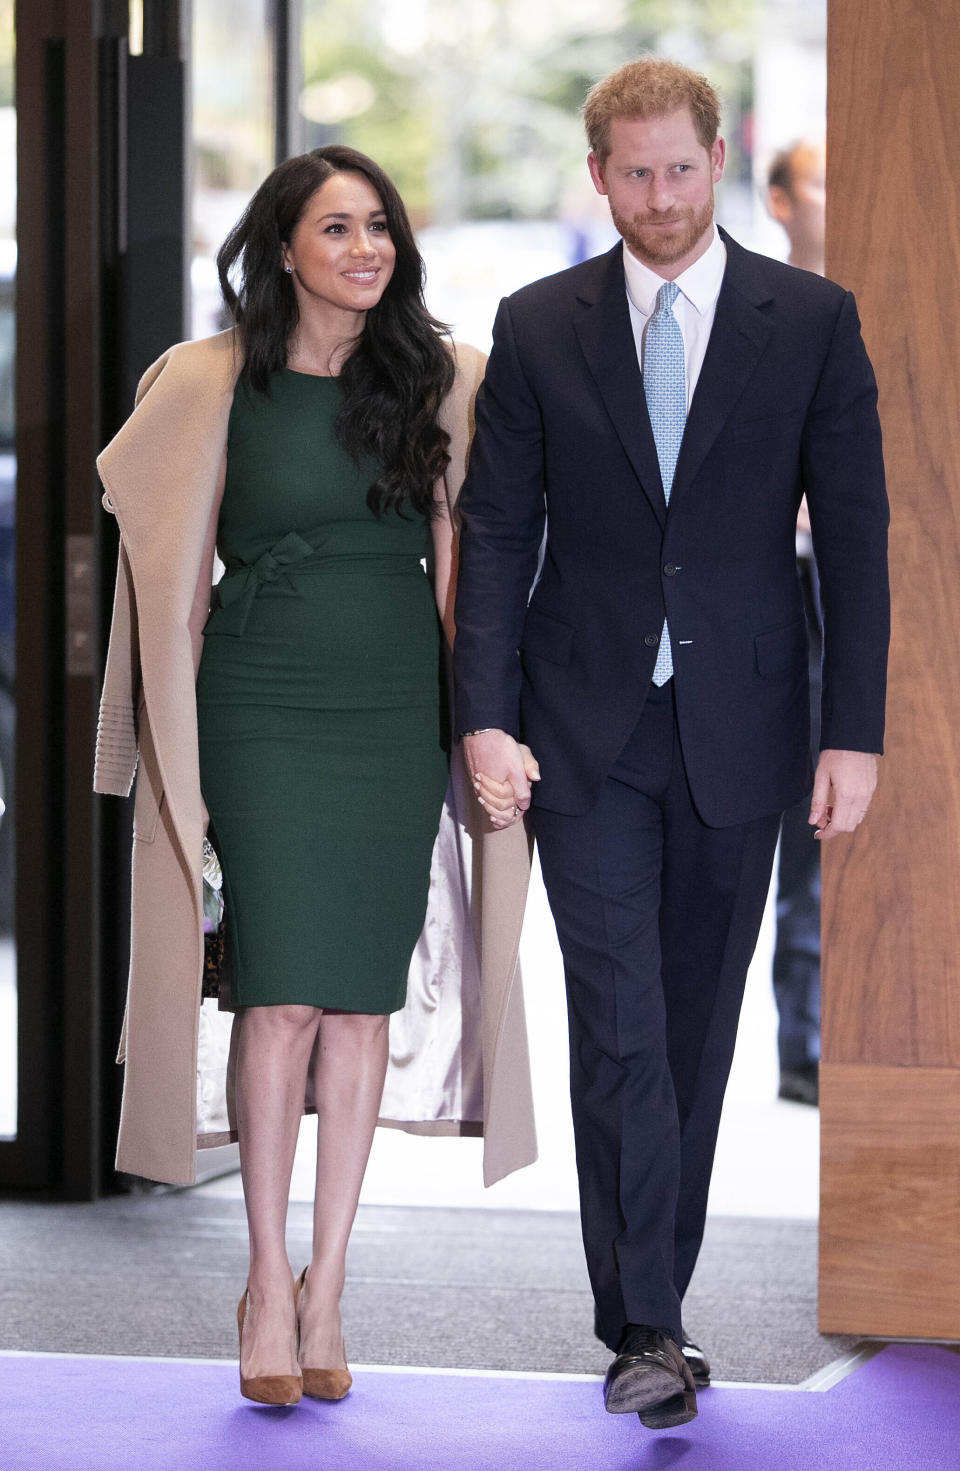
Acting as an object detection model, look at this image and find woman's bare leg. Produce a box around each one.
[297,1010,390,1368]
[236,1003,323,1378]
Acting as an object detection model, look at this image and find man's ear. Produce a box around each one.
[766,185,793,226]
[587,152,608,197]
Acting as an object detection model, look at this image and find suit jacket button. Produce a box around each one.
[644,633,660,647]
[664,562,679,577]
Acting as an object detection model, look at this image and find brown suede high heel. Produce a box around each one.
[237,1288,303,1406]
[294,1266,352,1400]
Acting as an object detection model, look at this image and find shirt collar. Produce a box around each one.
[622,224,726,318]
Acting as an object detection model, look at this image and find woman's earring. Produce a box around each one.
[283,264,293,274]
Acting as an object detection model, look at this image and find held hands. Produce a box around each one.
[809,749,878,840]
[463,729,541,829]
[464,737,879,837]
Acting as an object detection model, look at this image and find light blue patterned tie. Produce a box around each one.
[643,281,686,686]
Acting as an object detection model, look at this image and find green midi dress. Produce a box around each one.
[195,371,449,1012]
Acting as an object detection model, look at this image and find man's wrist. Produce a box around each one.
[461,728,495,738]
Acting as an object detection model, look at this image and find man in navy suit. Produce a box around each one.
[454,57,888,1429]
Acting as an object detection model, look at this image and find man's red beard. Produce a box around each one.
[610,194,715,268]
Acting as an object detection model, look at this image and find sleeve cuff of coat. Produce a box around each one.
[94,702,139,796]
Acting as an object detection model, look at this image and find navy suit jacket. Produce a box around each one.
[453,231,889,827]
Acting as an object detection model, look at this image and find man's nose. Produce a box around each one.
[648,174,674,211]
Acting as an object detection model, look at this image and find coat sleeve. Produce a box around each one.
[801,290,890,754]
[94,539,140,796]
[92,344,177,797]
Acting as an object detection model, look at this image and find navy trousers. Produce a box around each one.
[533,682,780,1349]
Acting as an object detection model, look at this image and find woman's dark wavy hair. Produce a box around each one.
[217,145,454,518]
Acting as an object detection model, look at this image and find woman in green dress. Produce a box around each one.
[191,146,483,1406]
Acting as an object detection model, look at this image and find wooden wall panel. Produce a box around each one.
[821,0,960,1337]
[821,0,960,1069]
[820,1065,960,1338]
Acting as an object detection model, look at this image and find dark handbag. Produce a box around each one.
[201,836,225,1000]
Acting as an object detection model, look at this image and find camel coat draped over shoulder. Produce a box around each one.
[94,328,536,1188]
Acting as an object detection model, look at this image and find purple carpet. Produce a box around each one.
[1,1345,957,1470]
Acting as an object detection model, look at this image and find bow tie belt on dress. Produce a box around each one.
[204,532,322,638]
[204,529,423,638]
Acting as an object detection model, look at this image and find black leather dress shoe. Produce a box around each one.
[602,1325,697,1429]
[778,1062,819,1105]
[681,1331,711,1386]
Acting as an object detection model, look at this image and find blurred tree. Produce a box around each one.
[0,0,12,109]
[193,0,273,192]
[300,0,435,217]
[301,0,757,223]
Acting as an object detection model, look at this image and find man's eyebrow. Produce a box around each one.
[620,156,700,168]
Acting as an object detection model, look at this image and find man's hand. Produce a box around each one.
[809,749,878,840]
[463,729,540,829]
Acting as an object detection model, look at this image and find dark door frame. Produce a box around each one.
[4,0,190,1197]
[4,0,300,1199]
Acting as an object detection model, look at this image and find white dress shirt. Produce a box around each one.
[623,225,727,411]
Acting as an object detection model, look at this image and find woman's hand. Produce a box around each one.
[470,742,540,829]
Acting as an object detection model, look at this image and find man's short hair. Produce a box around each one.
[583,56,721,164]
[767,140,823,198]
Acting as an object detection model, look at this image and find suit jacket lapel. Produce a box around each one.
[669,233,774,508]
[573,245,666,527]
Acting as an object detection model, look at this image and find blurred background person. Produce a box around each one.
[765,139,826,1106]
[767,139,825,274]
